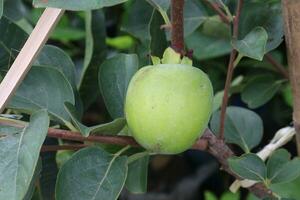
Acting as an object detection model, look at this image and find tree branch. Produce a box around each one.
[265,53,289,79]
[219,0,243,139]
[202,0,230,24]
[171,0,185,54]
[0,120,274,199]
[282,0,300,155]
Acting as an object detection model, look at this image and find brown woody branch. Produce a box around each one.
[171,0,185,54]
[0,120,274,199]
[282,0,300,155]
[265,53,289,79]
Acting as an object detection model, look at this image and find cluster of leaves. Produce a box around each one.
[0,0,299,199]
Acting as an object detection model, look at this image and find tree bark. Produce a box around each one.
[282,0,300,155]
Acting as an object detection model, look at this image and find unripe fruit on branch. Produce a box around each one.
[125,48,213,154]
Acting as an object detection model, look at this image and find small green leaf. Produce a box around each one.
[270,158,300,184]
[228,153,267,182]
[64,102,126,137]
[270,176,300,199]
[267,149,291,181]
[56,147,128,200]
[0,110,49,200]
[161,47,181,64]
[33,0,128,10]
[232,27,268,61]
[98,54,139,119]
[210,106,263,152]
[126,154,149,193]
[241,75,283,109]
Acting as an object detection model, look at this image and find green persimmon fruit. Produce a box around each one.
[125,48,213,154]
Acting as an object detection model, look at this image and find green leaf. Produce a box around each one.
[0,0,3,19]
[64,102,126,137]
[33,0,128,10]
[282,84,293,107]
[270,157,300,184]
[186,16,231,60]
[204,191,217,200]
[267,149,291,182]
[0,110,49,200]
[126,154,149,193]
[121,0,153,42]
[79,10,107,108]
[36,45,76,87]
[241,75,283,109]
[8,66,75,124]
[0,16,27,69]
[232,27,268,61]
[270,176,300,200]
[145,0,170,26]
[3,0,28,22]
[56,147,128,200]
[98,54,139,119]
[184,0,207,37]
[210,106,263,152]
[150,10,168,57]
[228,153,267,181]
[23,158,42,200]
[239,0,283,52]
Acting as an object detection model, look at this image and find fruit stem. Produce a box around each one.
[171,0,185,54]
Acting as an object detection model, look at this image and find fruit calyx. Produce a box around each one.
[151,47,193,66]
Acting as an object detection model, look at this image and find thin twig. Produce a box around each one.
[219,0,243,139]
[0,120,275,198]
[265,53,289,79]
[202,0,230,24]
[41,144,88,152]
[171,0,185,54]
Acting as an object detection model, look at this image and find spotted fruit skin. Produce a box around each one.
[125,64,213,154]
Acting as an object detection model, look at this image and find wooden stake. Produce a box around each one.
[0,8,64,113]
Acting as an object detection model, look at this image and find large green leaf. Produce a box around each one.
[210,106,263,153]
[239,0,283,52]
[186,16,231,60]
[0,110,49,200]
[3,0,28,22]
[228,153,267,182]
[98,54,139,119]
[8,66,75,124]
[79,10,107,108]
[33,0,128,10]
[232,27,268,61]
[126,155,149,193]
[0,16,27,69]
[56,147,128,200]
[64,102,126,137]
[36,45,83,116]
[23,158,42,200]
[241,75,283,109]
